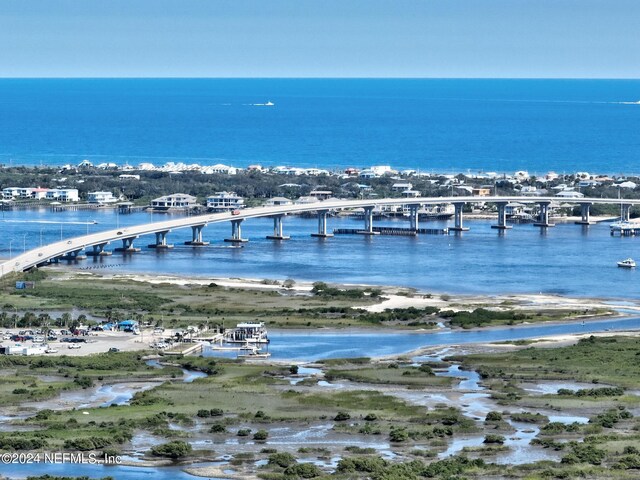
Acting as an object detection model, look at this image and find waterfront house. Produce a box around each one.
[45,188,79,202]
[206,191,244,212]
[88,191,117,204]
[2,187,20,199]
[151,193,198,209]
[264,197,293,206]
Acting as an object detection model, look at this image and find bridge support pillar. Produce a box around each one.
[450,202,469,231]
[148,230,174,249]
[59,249,87,261]
[86,242,112,256]
[358,206,379,235]
[408,204,420,231]
[311,210,333,237]
[225,219,248,243]
[575,202,595,225]
[266,215,290,240]
[185,224,209,246]
[533,201,555,227]
[114,237,141,253]
[621,203,632,223]
[491,202,512,229]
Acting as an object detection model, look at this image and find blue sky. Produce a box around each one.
[0,0,638,78]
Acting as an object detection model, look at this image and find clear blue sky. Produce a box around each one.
[1,0,638,78]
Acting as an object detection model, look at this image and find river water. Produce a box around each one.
[204,315,640,361]
[2,208,640,299]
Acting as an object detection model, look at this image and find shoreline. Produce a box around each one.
[60,269,640,308]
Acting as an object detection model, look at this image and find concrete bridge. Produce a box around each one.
[1,195,637,277]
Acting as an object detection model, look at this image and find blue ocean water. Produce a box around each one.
[0,78,638,173]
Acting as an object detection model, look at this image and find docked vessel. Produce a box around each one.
[237,343,271,359]
[225,322,269,344]
[617,258,636,268]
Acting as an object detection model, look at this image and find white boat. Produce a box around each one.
[617,258,636,268]
[225,322,269,344]
[265,101,274,106]
[237,343,271,358]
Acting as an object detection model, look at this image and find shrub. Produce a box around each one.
[485,411,503,422]
[483,434,505,444]
[283,463,323,478]
[389,428,409,443]
[268,452,297,468]
[150,441,192,459]
[253,429,269,441]
[334,411,351,421]
[210,423,227,433]
[237,429,251,437]
[364,413,378,421]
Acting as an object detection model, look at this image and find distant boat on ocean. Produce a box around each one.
[265,101,274,106]
[617,258,636,268]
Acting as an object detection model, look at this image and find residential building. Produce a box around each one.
[151,193,198,209]
[392,182,413,192]
[46,188,79,202]
[2,187,20,199]
[472,187,492,197]
[206,192,244,212]
[264,197,293,207]
[88,191,117,204]
[309,190,333,200]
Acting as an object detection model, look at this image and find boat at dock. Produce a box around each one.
[224,322,270,344]
[617,258,636,268]
[237,342,271,359]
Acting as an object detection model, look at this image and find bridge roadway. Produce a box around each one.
[0,195,637,277]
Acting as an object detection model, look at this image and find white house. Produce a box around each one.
[2,187,20,199]
[264,197,293,207]
[119,174,140,180]
[556,190,585,198]
[206,192,244,212]
[202,164,238,175]
[151,193,198,209]
[392,182,413,192]
[88,191,117,204]
[295,196,321,205]
[359,169,378,179]
[304,168,329,176]
[370,165,393,176]
[18,187,49,200]
[46,188,79,202]
[618,181,637,189]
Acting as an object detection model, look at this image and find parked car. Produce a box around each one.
[108,347,120,353]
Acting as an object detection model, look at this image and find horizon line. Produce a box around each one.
[0,76,638,81]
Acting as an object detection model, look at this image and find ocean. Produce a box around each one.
[0,78,638,174]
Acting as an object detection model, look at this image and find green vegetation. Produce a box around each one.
[150,440,192,459]
[461,336,640,389]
